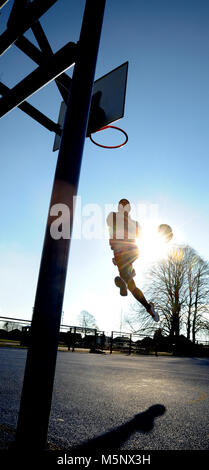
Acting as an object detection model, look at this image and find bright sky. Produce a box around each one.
[1,0,209,333]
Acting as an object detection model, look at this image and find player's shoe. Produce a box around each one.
[114,276,128,296]
[148,302,160,322]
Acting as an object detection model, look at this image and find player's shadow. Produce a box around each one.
[68,404,166,454]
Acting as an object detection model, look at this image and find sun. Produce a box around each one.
[135,220,174,266]
[135,220,185,271]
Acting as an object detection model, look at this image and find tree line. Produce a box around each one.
[125,244,209,343]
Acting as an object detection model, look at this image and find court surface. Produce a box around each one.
[0,348,209,451]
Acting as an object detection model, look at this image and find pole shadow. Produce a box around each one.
[68,404,166,454]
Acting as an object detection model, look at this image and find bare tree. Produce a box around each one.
[77,310,99,331]
[3,321,19,332]
[125,245,209,343]
[124,302,157,337]
[147,246,191,338]
[185,256,209,342]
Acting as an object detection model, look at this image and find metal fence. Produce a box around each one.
[0,316,208,354]
[109,331,151,355]
[0,316,148,353]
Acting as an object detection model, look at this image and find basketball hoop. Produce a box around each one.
[89,125,128,149]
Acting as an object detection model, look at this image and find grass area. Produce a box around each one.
[0,339,21,346]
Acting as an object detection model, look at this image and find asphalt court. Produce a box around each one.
[0,348,209,451]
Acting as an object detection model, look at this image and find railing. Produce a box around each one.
[0,316,208,354]
[0,316,148,353]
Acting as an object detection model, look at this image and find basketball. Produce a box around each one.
[158,224,173,242]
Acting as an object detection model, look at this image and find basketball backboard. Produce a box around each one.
[53,61,128,151]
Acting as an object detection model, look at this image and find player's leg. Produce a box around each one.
[114,260,136,297]
[113,251,129,296]
[127,278,150,310]
[114,275,128,296]
[127,278,159,322]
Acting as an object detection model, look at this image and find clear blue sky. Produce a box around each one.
[1,0,209,333]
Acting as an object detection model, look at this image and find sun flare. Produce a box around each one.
[135,221,182,268]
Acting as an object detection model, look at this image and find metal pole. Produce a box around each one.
[129,333,132,355]
[94,328,97,349]
[15,0,106,450]
[0,0,59,56]
[0,41,76,118]
[0,81,61,133]
[110,331,113,354]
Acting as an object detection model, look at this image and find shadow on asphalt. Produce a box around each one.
[68,404,166,453]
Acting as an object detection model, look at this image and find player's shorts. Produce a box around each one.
[110,241,139,282]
